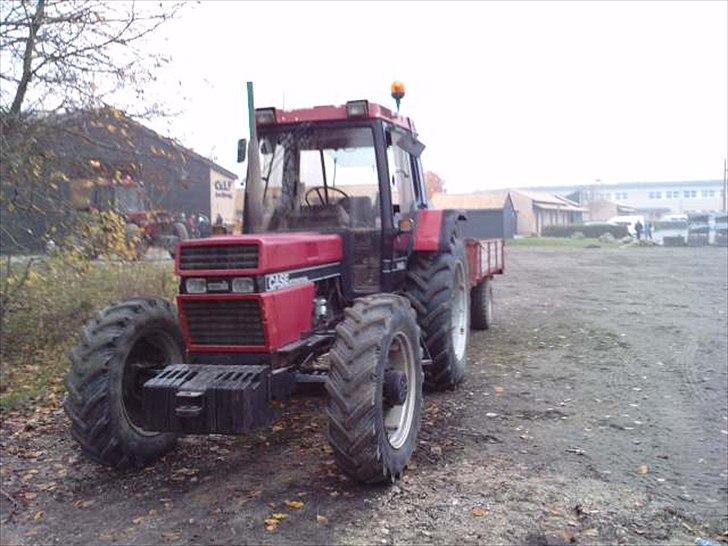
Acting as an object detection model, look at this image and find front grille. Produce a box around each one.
[179,245,259,270]
[182,299,265,346]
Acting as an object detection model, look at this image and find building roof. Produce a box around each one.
[431,191,511,210]
[117,111,239,180]
[54,108,238,180]
[514,190,587,212]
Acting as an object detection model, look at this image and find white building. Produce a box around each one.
[520,180,726,219]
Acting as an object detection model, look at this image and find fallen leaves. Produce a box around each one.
[285,500,305,510]
[74,499,95,509]
[637,464,650,475]
[265,513,287,532]
[471,507,489,517]
[160,531,182,542]
[316,514,329,525]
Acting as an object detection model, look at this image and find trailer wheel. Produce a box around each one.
[406,231,470,390]
[326,294,423,484]
[470,277,493,330]
[64,298,184,469]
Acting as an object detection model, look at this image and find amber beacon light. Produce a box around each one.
[391,81,405,112]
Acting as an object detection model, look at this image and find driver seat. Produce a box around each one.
[287,204,351,230]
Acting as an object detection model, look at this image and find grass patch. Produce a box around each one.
[509,237,617,249]
[0,259,176,412]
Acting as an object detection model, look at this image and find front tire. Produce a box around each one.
[64,298,184,469]
[406,232,470,390]
[326,295,423,484]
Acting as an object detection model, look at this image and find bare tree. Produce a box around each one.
[425,171,446,200]
[0,0,187,253]
[1,0,184,119]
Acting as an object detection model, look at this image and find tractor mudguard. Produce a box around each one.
[412,209,468,252]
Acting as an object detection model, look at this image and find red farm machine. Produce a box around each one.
[64,84,505,483]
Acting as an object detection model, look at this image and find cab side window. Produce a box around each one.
[386,131,416,215]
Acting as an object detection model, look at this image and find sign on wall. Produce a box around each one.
[210,168,236,226]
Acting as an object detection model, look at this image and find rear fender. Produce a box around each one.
[412,209,467,252]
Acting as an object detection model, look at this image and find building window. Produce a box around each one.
[684,190,691,198]
[666,191,672,199]
[691,190,697,198]
[648,192,654,199]
[655,191,661,199]
[708,189,715,197]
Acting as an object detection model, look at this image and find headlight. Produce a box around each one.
[231,277,254,293]
[185,278,207,294]
[346,100,369,117]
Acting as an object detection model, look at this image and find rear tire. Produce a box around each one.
[64,298,184,469]
[406,231,470,390]
[470,277,493,330]
[326,295,423,484]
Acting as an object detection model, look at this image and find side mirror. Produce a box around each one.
[237,138,247,163]
[394,133,425,157]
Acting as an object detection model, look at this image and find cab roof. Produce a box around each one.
[255,101,416,134]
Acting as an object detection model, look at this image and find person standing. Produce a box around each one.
[635,220,643,240]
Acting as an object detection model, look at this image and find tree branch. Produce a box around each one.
[9,0,45,117]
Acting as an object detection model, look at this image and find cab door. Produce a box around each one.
[381,126,426,290]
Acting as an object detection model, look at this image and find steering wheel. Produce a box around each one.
[304,186,350,207]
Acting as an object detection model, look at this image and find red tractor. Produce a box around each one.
[69,175,190,257]
[64,91,504,483]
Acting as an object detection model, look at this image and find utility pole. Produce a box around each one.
[723,158,727,212]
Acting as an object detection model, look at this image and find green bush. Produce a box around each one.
[0,258,176,411]
[542,224,628,239]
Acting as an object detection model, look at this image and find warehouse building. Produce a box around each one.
[431,191,517,239]
[432,190,585,236]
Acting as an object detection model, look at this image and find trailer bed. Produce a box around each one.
[466,238,505,287]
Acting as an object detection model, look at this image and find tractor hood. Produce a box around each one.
[175,232,343,277]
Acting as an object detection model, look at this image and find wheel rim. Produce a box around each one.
[122,330,180,434]
[452,262,468,360]
[383,332,417,450]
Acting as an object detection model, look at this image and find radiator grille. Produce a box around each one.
[179,245,258,270]
[182,299,265,346]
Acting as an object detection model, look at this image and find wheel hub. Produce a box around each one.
[383,370,408,406]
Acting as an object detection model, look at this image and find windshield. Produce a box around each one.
[247,125,380,232]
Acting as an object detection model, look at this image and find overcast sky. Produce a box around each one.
[146,0,727,192]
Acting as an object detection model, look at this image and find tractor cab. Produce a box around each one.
[243,100,428,294]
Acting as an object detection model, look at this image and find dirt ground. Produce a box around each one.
[1,246,727,545]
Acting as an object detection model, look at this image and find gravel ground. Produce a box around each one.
[1,246,726,545]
